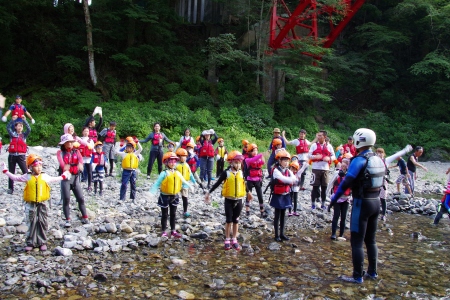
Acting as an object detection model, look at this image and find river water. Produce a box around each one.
[3,212,450,299]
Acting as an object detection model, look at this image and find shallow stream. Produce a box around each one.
[3,212,450,299]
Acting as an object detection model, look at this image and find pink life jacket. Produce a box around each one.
[88,128,98,142]
[153,133,162,146]
[181,137,190,149]
[104,130,116,143]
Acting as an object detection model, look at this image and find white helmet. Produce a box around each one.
[353,128,376,149]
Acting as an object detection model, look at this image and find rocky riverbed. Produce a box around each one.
[0,146,449,298]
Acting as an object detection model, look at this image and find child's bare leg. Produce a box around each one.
[225,223,231,239]
[232,223,239,239]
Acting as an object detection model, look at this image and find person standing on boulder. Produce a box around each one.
[406,146,428,195]
[1,155,71,251]
[139,122,175,179]
[330,128,386,284]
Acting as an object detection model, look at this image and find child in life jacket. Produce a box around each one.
[1,155,71,251]
[243,143,267,218]
[175,128,195,150]
[288,160,302,216]
[199,129,218,188]
[175,148,198,218]
[433,167,450,225]
[56,134,90,227]
[205,151,246,251]
[267,138,283,178]
[6,117,31,194]
[270,149,297,242]
[84,107,103,143]
[99,121,117,177]
[79,127,95,191]
[1,95,35,124]
[327,158,352,240]
[167,142,175,153]
[91,141,108,196]
[115,137,143,204]
[215,138,228,178]
[186,142,204,190]
[150,152,192,238]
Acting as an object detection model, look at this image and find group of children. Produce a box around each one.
[0,96,447,253]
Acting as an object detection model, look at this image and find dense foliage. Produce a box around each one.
[0,0,449,160]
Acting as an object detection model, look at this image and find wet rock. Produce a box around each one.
[191,232,208,239]
[178,290,195,299]
[105,223,117,233]
[0,217,5,227]
[268,242,281,251]
[54,246,73,256]
[302,236,313,243]
[36,279,51,288]
[147,237,160,247]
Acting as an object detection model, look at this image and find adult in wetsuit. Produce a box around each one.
[331,128,385,284]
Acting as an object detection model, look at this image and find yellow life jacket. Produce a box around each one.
[122,152,139,169]
[222,170,246,199]
[23,174,50,203]
[176,162,191,181]
[160,170,182,195]
[217,146,226,158]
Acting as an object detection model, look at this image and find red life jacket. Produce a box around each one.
[344,143,356,157]
[187,156,197,173]
[91,152,105,165]
[153,133,162,146]
[12,104,25,119]
[248,160,263,178]
[312,142,331,164]
[181,137,190,149]
[296,139,309,154]
[88,128,98,142]
[78,142,93,158]
[333,176,351,196]
[199,140,214,158]
[273,168,291,194]
[61,150,80,175]
[9,135,27,153]
[104,129,116,143]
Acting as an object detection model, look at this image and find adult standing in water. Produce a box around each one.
[406,146,427,195]
[139,122,175,179]
[330,128,386,284]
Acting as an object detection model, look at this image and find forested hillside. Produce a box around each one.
[0,0,449,159]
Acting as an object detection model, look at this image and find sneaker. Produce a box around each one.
[364,272,378,280]
[330,234,337,240]
[64,221,71,228]
[40,244,47,251]
[293,212,300,216]
[232,239,241,251]
[171,231,182,238]
[87,187,93,193]
[311,204,316,210]
[161,232,168,237]
[7,189,13,195]
[24,246,33,251]
[147,175,151,180]
[340,275,363,284]
[380,215,386,221]
[183,212,191,218]
[288,212,293,217]
[81,218,90,224]
[224,240,231,250]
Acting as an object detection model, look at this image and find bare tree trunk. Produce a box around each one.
[83,0,97,87]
